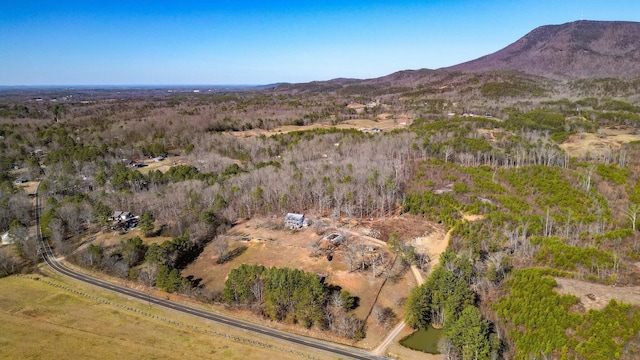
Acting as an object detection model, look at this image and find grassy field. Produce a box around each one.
[230,115,413,139]
[559,126,640,158]
[84,227,173,249]
[0,273,333,360]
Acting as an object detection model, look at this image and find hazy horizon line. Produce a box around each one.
[0,84,280,89]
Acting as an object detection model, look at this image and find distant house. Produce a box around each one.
[110,211,132,222]
[110,211,122,221]
[366,100,379,109]
[284,213,305,229]
[109,211,138,232]
[1,231,13,245]
[360,127,382,134]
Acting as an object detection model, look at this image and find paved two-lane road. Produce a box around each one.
[33,181,384,360]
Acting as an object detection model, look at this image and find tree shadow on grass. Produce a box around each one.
[216,245,248,264]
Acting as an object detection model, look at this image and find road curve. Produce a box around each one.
[33,182,384,360]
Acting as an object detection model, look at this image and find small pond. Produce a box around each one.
[400,326,443,354]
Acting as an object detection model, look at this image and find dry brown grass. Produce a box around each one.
[358,260,415,350]
[15,181,38,195]
[183,218,337,292]
[229,116,413,139]
[560,127,640,158]
[0,274,330,360]
[183,218,387,297]
[137,157,186,174]
[183,215,445,351]
[554,276,640,311]
[78,228,172,251]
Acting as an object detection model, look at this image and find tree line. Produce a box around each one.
[494,268,640,359]
[405,249,501,359]
[223,264,364,339]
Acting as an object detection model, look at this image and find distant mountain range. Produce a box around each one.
[443,20,640,79]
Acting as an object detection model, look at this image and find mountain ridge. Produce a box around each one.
[441,20,640,79]
[272,20,640,94]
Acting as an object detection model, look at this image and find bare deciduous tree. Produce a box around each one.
[249,278,264,304]
[138,263,158,288]
[48,218,72,255]
[373,305,397,329]
[0,248,20,276]
[416,251,430,271]
[58,203,84,236]
[623,203,640,232]
[443,145,454,163]
[212,236,229,259]
[11,223,39,263]
[437,336,456,360]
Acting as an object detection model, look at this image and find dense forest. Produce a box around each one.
[2,74,640,359]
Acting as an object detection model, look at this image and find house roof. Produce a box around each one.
[1,231,13,244]
[285,213,304,220]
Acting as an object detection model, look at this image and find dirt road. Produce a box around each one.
[338,227,387,247]
[372,214,483,357]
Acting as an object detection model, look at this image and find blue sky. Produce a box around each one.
[1,1,639,85]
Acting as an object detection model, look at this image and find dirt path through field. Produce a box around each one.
[425,214,482,269]
[372,214,484,357]
[338,227,387,247]
[373,321,408,356]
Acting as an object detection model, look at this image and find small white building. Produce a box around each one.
[1,231,13,245]
[110,211,132,222]
[284,213,305,229]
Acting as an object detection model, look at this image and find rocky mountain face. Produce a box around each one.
[443,20,640,79]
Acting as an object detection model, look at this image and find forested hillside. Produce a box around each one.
[2,76,640,358]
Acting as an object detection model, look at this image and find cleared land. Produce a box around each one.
[183,216,392,323]
[230,114,413,138]
[15,180,38,195]
[81,227,172,249]
[182,214,441,349]
[65,213,441,351]
[137,156,187,174]
[554,276,640,311]
[560,126,640,158]
[0,274,332,360]
[479,124,640,160]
